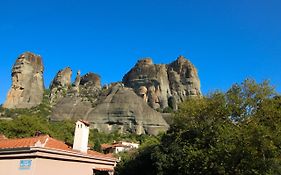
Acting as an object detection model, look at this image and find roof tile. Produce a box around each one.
[0,135,114,159]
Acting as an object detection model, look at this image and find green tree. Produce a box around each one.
[49,120,75,145]
[153,79,281,175]
[0,115,52,138]
[116,135,160,175]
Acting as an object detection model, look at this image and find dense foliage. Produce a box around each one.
[116,79,281,175]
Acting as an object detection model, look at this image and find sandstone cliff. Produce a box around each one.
[3,53,201,135]
[51,82,169,135]
[122,56,201,111]
[86,83,169,135]
[49,67,72,105]
[3,52,44,108]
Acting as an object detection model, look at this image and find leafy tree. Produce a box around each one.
[116,79,281,175]
[226,79,276,122]
[152,79,281,175]
[116,135,161,175]
[49,120,75,145]
[0,115,52,138]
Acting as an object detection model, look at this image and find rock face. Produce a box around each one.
[168,56,202,101]
[123,58,171,110]
[49,67,72,105]
[51,83,168,135]
[123,56,201,110]
[51,55,200,135]
[3,52,44,109]
[87,83,168,135]
[3,53,201,135]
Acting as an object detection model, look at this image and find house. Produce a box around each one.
[101,141,139,154]
[0,120,117,175]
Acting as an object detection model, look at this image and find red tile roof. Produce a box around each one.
[0,135,114,159]
[101,143,112,150]
[87,150,114,158]
[0,135,50,149]
[44,136,72,151]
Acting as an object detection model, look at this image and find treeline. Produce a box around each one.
[115,79,281,175]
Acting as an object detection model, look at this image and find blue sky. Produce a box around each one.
[0,0,280,104]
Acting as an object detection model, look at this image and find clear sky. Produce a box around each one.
[0,0,280,104]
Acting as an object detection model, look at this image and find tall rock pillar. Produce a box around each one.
[3,52,44,108]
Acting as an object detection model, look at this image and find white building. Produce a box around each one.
[101,141,139,154]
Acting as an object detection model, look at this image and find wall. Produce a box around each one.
[0,158,36,175]
[0,157,113,175]
[34,158,94,175]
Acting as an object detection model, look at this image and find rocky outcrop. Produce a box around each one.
[168,56,201,102]
[123,58,171,110]
[87,83,168,135]
[3,52,44,109]
[72,71,81,94]
[51,83,169,135]
[50,71,102,120]
[3,52,201,135]
[122,56,201,110]
[49,67,72,105]
[80,72,101,88]
[52,56,201,135]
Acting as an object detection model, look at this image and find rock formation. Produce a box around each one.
[51,55,200,135]
[87,83,168,135]
[72,70,81,94]
[123,58,171,110]
[123,56,201,110]
[50,71,102,119]
[49,67,72,105]
[168,56,202,102]
[51,83,169,135]
[3,52,44,108]
[3,52,201,135]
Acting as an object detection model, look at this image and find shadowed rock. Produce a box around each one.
[49,67,72,105]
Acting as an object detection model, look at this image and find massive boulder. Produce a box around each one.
[122,56,201,110]
[3,52,44,108]
[49,67,72,105]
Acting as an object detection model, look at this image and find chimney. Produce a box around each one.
[73,120,90,153]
